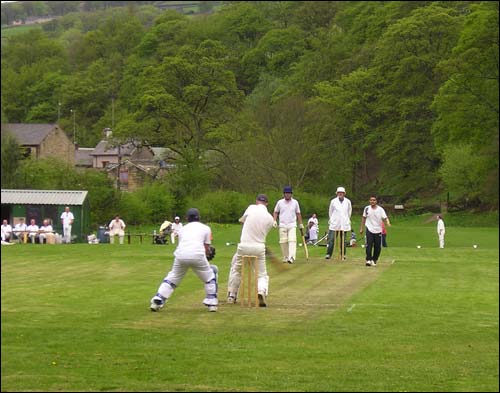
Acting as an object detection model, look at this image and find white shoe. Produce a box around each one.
[150,296,165,312]
[208,305,218,312]
[372,260,377,266]
[287,257,294,264]
[227,296,236,304]
[365,260,372,267]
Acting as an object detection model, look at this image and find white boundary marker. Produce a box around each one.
[347,304,356,312]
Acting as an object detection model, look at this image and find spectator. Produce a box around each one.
[13,218,27,243]
[26,219,39,244]
[39,219,54,244]
[1,219,13,243]
[349,231,357,247]
[108,215,126,244]
[306,213,319,245]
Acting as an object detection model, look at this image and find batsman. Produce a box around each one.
[272,186,304,264]
[227,194,274,307]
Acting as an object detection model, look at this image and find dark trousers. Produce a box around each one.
[327,230,347,257]
[365,230,382,262]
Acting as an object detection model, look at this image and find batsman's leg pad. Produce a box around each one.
[203,267,218,306]
[289,241,297,260]
[157,279,176,300]
[280,243,288,259]
[278,227,289,243]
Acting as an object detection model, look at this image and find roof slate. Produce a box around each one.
[1,123,58,145]
[1,189,88,205]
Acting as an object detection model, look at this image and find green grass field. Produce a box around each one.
[1,216,498,392]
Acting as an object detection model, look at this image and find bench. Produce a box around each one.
[126,233,148,244]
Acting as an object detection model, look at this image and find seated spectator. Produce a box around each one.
[26,219,39,244]
[13,218,27,242]
[349,231,357,247]
[39,219,55,244]
[154,219,172,245]
[1,219,13,243]
[108,215,126,244]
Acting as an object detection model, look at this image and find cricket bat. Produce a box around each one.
[299,227,309,261]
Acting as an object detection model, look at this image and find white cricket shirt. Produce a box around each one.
[362,205,387,234]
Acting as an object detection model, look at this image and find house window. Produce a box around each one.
[119,168,129,184]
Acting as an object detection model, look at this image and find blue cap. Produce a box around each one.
[186,208,200,222]
[283,186,293,193]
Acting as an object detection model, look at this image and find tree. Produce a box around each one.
[431,2,499,206]
[367,4,462,197]
[1,132,22,188]
[118,40,244,196]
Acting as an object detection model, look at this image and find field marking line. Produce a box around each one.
[347,304,356,312]
[391,259,396,265]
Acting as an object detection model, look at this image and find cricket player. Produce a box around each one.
[170,216,183,245]
[359,196,391,266]
[227,194,274,307]
[437,215,445,248]
[273,186,304,264]
[150,208,218,312]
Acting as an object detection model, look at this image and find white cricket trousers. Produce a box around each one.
[227,243,269,296]
[63,225,72,244]
[439,234,445,248]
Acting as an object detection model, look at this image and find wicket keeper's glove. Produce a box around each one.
[206,246,216,261]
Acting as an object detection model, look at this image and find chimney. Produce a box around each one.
[104,127,112,139]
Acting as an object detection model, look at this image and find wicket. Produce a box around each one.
[333,231,346,260]
[240,255,259,307]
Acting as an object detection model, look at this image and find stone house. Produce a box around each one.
[1,123,75,165]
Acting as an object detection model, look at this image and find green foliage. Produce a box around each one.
[117,191,152,226]
[135,182,177,222]
[0,132,22,188]
[1,1,498,209]
[439,143,490,206]
[186,190,251,223]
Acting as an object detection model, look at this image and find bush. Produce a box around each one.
[188,190,252,223]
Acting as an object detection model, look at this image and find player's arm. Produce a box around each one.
[359,216,366,234]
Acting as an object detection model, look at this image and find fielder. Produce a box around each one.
[227,194,274,307]
[150,208,218,312]
[170,216,183,245]
[437,215,445,248]
[273,186,304,264]
[359,196,391,267]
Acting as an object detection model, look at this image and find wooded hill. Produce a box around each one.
[1,1,498,209]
